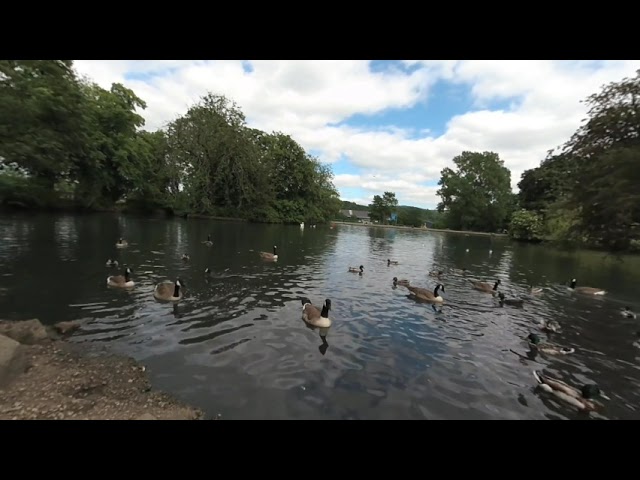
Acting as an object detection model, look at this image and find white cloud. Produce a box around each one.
[73,60,640,209]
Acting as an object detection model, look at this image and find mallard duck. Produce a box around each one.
[387,259,399,266]
[621,306,637,319]
[202,234,213,247]
[115,238,128,248]
[301,297,332,328]
[527,333,574,355]
[107,267,135,288]
[469,279,501,294]
[259,246,278,261]
[405,283,445,303]
[538,319,561,333]
[153,279,184,302]
[533,370,609,412]
[498,292,524,308]
[568,278,606,295]
[429,269,444,277]
[348,265,364,275]
[393,277,410,287]
[105,259,119,267]
[181,254,190,261]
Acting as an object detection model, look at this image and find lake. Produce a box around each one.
[1,212,639,420]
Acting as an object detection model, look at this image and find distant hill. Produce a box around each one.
[339,200,445,227]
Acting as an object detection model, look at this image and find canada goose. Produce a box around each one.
[259,246,278,261]
[301,297,332,328]
[621,306,636,319]
[568,278,606,295]
[181,254,190,261]
[498,292,524,308]
[539,319,561,333]
[533,370,609,412]
[387,259,399,266]
[405,283,445,303]
[393,277,410,287]
[153,279,184,302]
[105,259,119,267]
[107,267,135,288]
[202,235,213,247]
[115,238,128,248]
[348,265,364,275]
[469,279,501,294]
[527,333,574,355]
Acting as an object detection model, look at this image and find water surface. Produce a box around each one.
[1,212,639,420]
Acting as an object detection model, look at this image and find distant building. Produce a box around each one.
[339,209,370,223]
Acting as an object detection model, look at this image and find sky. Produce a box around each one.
[73,60,640,210]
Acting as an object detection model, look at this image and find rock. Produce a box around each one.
[53,321,81,335]
[0,334,27,387]
[0,319,49,345]
[136,413,156,420]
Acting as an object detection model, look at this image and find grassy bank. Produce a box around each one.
[331,221,509,238]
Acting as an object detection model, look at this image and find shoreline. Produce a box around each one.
[0,319,205,420]
[331,221,509,238]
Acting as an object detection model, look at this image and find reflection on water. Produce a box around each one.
[1,213,640,419]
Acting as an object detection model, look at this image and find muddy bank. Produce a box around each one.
[0,319,205,420]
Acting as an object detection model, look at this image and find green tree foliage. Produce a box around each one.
[397,206,424,227]
[508,209,544,241]
[560,70,640,251]
[368,191,398,223]
[437,151,515,232]
[0,61,341,223]
[515,69,640,252]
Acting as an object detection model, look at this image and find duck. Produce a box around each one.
[429,269,444,277]
[115,238,128,248]
[153,279,184,302]
[105,259,119,268]
[107,267,135,288]
[202,234,213,247]
[527,333,574,355]
[387,259,399,266]
[392,277,410,287]
[538,319,561,333]
[259,246,278,261]
[405,283,445,303]
[469,279,501,294]
[498,292,524,308]
[204,267,212,276]
[348,265,364,275]
[301,297,332,328]
[621,306,637,319]
[533,370,609,412]
[181,253,190,261]
[568,278,606,295]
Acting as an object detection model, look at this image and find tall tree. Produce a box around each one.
[437,151,514,232]
[368,191,398,224]
[561,69,640,251]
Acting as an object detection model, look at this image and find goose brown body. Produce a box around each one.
[153,279,184,302]
[107,267,134,288]
[301,298,332,328]
[259,246,278,260]
[405,283,445,303]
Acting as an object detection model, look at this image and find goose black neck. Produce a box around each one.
[321,302,330,317]
[173,284,180,297]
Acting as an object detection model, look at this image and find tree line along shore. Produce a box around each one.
[1,61,638,253]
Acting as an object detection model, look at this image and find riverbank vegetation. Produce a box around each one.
[2,61,638,252]
[0,60,341,224]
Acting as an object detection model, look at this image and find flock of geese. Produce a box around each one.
[104,234,637,416]
[348,259,636,414]
[105,237,332,332]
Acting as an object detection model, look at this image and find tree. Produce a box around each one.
[509,209,544,242]
[437,151,514,232]
[368,191,398,224]
[517,152,577,213]
[561,69,640,251]
[0,60,89,188]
